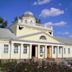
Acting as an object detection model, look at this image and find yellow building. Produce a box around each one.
[0,11,72,60]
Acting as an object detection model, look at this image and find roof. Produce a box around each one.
[0,28,16,40]
[54,37,72,45]
[24,11,34,16]
[0,28,72,45]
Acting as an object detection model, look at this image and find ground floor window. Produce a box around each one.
[68,48,70,54]
[40,45,45,57]
[53,46,57,54]
[40,45,44,53]
[23,44,28,54]
[14,44,19,53]
[59,46,62,54]
[4,44,9,53]
[64,48,66,54]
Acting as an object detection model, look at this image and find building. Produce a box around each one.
[0,11,72,60]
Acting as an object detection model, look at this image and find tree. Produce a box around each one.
[0,17,7,28]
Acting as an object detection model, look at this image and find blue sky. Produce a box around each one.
[0,0,72,37]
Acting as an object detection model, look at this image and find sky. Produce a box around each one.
[0,0,72,38]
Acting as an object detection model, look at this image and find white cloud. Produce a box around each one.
[69,35,72,38]
[39,8,64,17]
[57,32,69,35]
[44,21,66,27]
[33,0,51,5]
[57,32,72,38]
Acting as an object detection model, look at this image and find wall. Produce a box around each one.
[0,40,10,59]
[63,45,72,58]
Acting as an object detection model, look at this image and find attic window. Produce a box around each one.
[30,20,33,23]
[40,35,46,40]
[19,26,24,30]
[49,32,52,35]
[25,20,27,23]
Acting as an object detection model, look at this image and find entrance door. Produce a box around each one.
[47,46,51,58]
[32,45,36,57]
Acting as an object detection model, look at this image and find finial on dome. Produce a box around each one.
[24,11,34,16]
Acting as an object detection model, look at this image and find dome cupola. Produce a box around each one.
[24,11,34,16]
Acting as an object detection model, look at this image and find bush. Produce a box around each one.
[0,60,72,72]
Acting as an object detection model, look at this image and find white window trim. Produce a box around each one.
[4,44,9,53]
[14,44,18,53]
[23,44,28,54]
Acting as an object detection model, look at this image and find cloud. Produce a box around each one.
[33,0,51,5]
[69,35,72,38]
[57,32,72,38]
[39,8,64,17]
[57,32,69,35]
[44,21,66,27]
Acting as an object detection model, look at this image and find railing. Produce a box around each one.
[15,21,53,30]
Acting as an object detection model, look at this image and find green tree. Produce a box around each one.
[0,17,7,28]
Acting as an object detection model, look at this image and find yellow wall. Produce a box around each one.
[19,32,60,43]
[16,25,53,37]
[64,45,72,48]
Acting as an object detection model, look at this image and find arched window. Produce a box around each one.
[40,35,47,40]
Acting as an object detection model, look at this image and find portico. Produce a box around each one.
[8,40,64,59]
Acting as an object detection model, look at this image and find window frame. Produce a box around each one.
[14,44,19,54]
[64,48,66,54]
[68,48,70,54]
[40,45,44,53]
[59,46,62,54]
[40,35,47,40]
[4,44,9,53]
[53,46,57,54]
[23,44,28,54]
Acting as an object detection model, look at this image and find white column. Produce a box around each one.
[29,44,32,59]
[10,43,14,59]
[20,44,23,59]
[9,42,12,59]
[51,46,53,58]
[62,46,64,58]
[56,46,58,58]
[45,45,47,58]
[19,44,21,59]
[38,45,40,58]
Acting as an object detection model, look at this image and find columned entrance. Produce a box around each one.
[32,45,37,57]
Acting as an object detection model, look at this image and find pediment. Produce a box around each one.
[17,32,60,43]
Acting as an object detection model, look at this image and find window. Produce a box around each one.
[40,35,46,40]
[14,45,18,53]
[25,20,27,23]
[49,32,52,35]
[53,46,56,54]
[23,45,27,54]
[59,46,62,54]
[40,45,44,57]
[19,26,24,30]
[40,46,44,53]
[4,45,9,53]
[30,20,33,24]
[64,48,66,54]
[68,48,70,54]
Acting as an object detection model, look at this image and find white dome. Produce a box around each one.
[24,11,34,16]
